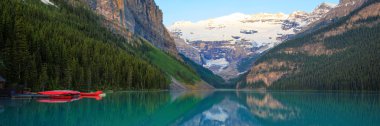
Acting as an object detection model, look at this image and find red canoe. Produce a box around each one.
[80,91,103,96]
[38,90,80,96]
[49,95,75,99]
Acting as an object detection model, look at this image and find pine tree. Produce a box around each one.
[127,69,133,89]
[28,56,38,90]
[38,64,48,91]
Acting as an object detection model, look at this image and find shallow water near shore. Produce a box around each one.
[0,90,379,126]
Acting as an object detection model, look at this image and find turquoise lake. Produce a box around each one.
[0,91,380,126]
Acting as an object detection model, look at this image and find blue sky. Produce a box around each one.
[155,0,339,26]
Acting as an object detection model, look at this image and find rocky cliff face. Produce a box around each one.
[327,0,367,19]
[81,0,178,55]
[302,0,367,33]
[282,3,336,32]
[171,32,202,64]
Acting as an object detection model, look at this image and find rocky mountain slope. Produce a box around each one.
[171,33,202,64]
[168,3,336,79]
[77,0,218,89]
[78,0,178,55]
[241,0,380,90]
[301,0,368,34]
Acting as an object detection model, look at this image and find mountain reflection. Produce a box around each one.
[176,91,297,126]
[178,97,259,126]
[244,93,298,121]
[174,91,380,126]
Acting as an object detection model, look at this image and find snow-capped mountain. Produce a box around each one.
[282,3,336,32]
[170,12,289,46]
[169,3,336,79]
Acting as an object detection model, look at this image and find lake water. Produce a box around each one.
[0,91,379,126]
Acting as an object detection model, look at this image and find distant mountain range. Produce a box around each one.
[168,2,337,79]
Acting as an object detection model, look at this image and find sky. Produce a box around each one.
[155,0,339,26]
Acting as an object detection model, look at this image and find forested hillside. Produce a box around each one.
[0,0,201,91]
[241,0,380,90]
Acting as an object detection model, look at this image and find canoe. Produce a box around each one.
[49,95,75,99]
[80,91,103,96]
[38,90,80,96]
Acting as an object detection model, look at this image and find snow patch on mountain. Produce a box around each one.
[204,58,229,72]
[169,3,336,45]
[169,12,293,45]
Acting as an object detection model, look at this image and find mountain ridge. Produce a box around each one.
[241,0,380,90]
[168,2,336,79]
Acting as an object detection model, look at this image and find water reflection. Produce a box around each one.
[240,91,380,126]
[175,91,297,126]
[243,93,298,121]
[178,97,259,126]
[0,91,380,126]
[175,91,380,126]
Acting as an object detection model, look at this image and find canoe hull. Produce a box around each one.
[38,90,80,96]
[80,91,103,96]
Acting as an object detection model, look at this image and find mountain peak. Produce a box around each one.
[319,2,338,8]
[289,11,308,16]
[312,2,337,16]
[315,2,337,12]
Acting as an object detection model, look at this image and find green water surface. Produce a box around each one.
[0,91,379,126]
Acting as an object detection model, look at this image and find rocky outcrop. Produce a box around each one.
[302,0,367,33]
[170,32,202,64]
[283,3,336,32]
[322,2,380,38]
[281,42,345,56]
[81,0,178,55]
[245,60,297,87]
[325,0,367,19]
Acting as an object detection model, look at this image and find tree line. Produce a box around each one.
[0,0,169,91]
